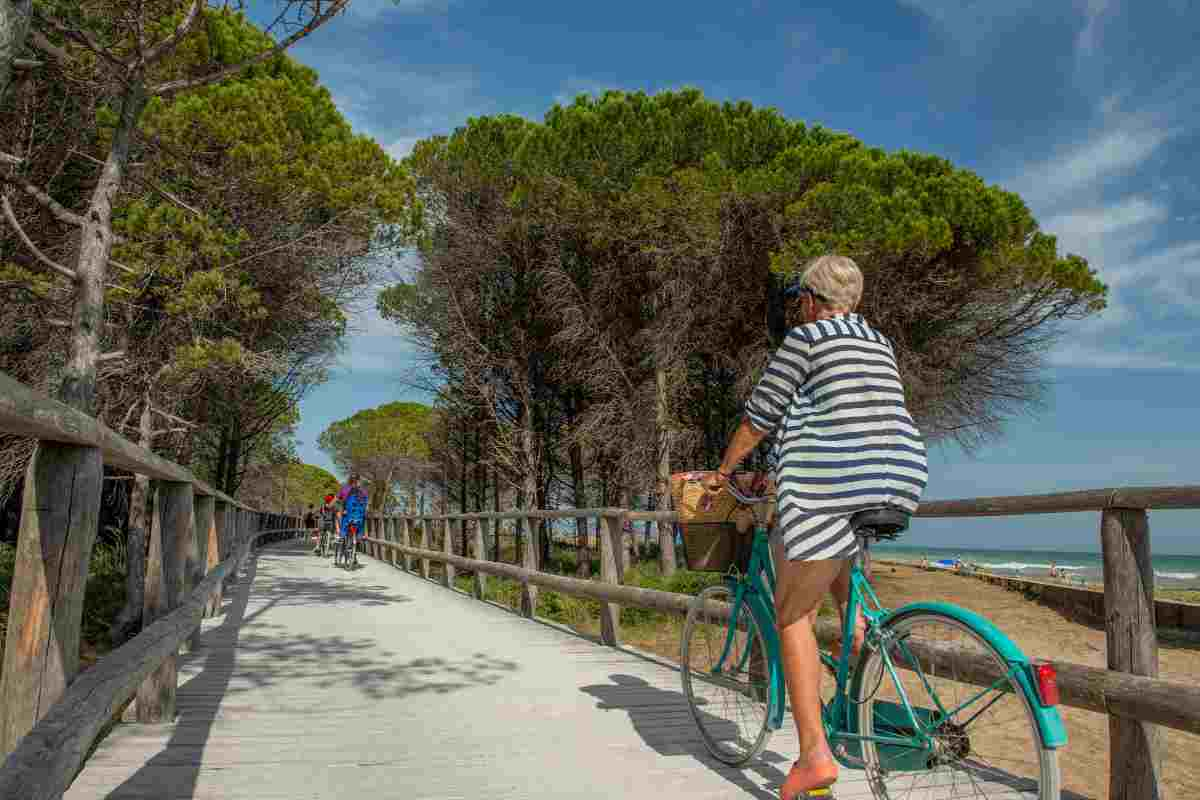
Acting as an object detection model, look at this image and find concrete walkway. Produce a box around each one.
[67,540,882,799]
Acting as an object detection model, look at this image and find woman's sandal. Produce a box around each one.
[780,758,838,800]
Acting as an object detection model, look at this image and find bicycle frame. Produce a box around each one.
[712,525,788,731]
[712,525,942,756]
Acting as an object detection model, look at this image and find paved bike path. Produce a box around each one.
[67,540,881,799]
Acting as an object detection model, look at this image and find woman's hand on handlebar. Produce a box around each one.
[702,470,729,494]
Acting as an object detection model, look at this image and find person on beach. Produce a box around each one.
[703,255,928,800]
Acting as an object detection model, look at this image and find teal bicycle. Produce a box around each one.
[680,477,1066,799]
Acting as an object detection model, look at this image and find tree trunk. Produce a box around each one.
[570,440,589,578]
[492,462,501,561]
[61,81,147,412]
[655,365,677,576]
[0,0,32,108]
[222,419,242,496]
[111,399,152,644]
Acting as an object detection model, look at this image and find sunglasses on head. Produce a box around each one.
[784,283,831,303]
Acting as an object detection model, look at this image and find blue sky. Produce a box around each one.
[283,0,1199,553]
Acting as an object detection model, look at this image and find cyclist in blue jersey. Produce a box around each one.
[337,474,369,565]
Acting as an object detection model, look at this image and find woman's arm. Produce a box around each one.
[716,418,769,476]
[705,328,811,490]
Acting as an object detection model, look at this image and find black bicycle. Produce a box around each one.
[336,523,359,569]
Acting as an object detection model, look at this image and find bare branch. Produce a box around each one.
[71,147,203,218]
[1,193,78,282]
[142,0,203,67]
[151,0,350,95]
[28,31,71,68]
[12,59,42,70]
[34,8,130,74]
[46,318,71,328]
[0,152,21,165]
[151,427,191,436]
[98,350,126,362]
[0,173,86,227]
[149,406,198,428]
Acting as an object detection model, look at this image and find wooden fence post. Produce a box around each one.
[473,519,488,600]
[443,519,456,587]
[207,501,227,616]
[400,517,412,572]
[135,481,192,722]
[599,513,623,646]
[0,442,104,757]
[1100,507,1162,799]
[520,515,538,618]
[419,518,430,579]
[190,495,215,651]
[388,517,398,567]
[658,518,677,577]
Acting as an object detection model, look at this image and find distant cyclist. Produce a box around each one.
[337,474,369,565]
[315,494,339,556]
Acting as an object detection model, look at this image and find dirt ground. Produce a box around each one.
[572,562,1199,800]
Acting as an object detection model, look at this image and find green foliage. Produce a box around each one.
[286,462,342,506]
[318,401,434,473]
[396,87,1109,459]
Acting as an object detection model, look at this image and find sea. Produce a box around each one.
[872,544,1200,589]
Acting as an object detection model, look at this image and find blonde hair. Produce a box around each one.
[800,255,863,311]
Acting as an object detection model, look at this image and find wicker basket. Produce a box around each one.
[671,470,775,573]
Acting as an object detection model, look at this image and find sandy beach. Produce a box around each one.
[563,561,1200,800]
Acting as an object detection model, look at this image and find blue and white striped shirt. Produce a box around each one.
[745,313,928,561]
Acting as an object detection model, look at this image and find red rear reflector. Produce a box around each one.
[1032,661,1059,706]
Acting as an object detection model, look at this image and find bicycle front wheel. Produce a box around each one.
[853,610,1059,799]
[681,583,773,766]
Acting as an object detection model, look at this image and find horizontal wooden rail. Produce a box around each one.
[379,484,1200,524]
[0,527,298,800]
[0,370,242,506]
[367,537,1200,737]
[913,486,1200,517]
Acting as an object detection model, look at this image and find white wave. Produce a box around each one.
[985,561,1087,572]
[1155,571,1199,580]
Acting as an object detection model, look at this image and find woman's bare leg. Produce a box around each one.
[829,561,866,660]
[772,541,846,796]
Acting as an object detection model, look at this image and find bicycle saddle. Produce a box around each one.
[849,507,910,540]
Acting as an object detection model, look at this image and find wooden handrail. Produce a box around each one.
[367,537,1200,737]
[377,484,1200,523]
[0,527,298,800]
[0,370,247,507]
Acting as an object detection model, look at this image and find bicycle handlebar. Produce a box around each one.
[716,474,771,506]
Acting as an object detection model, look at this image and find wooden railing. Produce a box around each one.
[0,368,303,799]
[359,486,1199,800]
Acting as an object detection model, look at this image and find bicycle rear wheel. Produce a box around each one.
[853,610,1059,799]
[681,583,773,766]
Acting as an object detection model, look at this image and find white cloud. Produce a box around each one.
[1048,341,1200,371]
[1012,119,1172,212]
[1075,0,1113,56]
[898,0,1041,50]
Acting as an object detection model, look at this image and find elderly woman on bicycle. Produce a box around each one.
[703,255,928,799]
